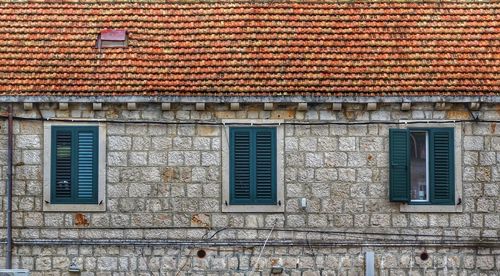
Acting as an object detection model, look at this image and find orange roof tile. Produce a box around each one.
[0,1,499,97]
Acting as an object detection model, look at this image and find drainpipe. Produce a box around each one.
[6,103,13,268]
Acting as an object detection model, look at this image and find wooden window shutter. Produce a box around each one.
[389,128,410,202]
[230,127,277,205]
[254,128,277,204]
[230,128,252,204]
[76,128,98,201]
[51,126,98,204]
[429,128,455,205]
[52,129,72,200]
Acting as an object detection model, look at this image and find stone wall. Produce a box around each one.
[0,102,498,274]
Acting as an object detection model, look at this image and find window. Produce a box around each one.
[96,29,128,49]
[389,127,456,206]
[222,120,284,212]
[44,123,106,211]
[230,127,277,205]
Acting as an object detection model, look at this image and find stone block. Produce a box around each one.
[108,136,132,151]
[337,168,356,182]
[360,137,383,151]
[463,136,484,151]
[108,152,127,166]
[193,137,211,150]
[409,214,428,227]
[128,151,148,166]
[197,125,220,136]
[450,214,470,227]
[168,151,184,166]
[429,214,449,227]
[484,214,500,228]
[325,152,347,167]
[333,214,353,227]
[97,257,118,271]
[299,137,317,151]
[476,256,494,270]
[476,167,491,182]
[370,214,391,227]
[16,135,41,149]
[173,137,192,149]
[286,215,306,227]
[463,152,478,166]
[315,168,337,182]
[347,152,368,167]
[305,152,324,167]
[201,152,220,166]
[338,137,356,151]
[22,150,41,165]
[317,137,337,151]
[285,137,298,151]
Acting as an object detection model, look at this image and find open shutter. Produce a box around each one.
[53,129,73,201]
[254,128,277,204]
[430,128,455,205]
[389,129,410,202]
[230,128,252,204]
[76,128,98,202]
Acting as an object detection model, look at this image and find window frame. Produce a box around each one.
[221,119,284,213]
[43,122,106,212]
[395,122,463,213]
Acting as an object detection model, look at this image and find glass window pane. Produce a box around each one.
[410,132,428,201]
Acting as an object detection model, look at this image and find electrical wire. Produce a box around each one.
[0,114,491,126]
[6,238,500,249]
[250,219,277,272]
[5,226,498,241]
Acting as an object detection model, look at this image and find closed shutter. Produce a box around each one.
[230,127,277,205]
[51,126,98,204]
[430,128,455,205]
[389,128,410,202]
[254,128,277,204]
[230,129,252,204]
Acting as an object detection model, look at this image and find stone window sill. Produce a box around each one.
[43,203,106,212]
[222,204,284,213]
[400,204,462,213]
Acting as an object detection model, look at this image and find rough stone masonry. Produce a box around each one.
[0,102,498,275]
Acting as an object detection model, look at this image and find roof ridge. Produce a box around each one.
[0,0,498,4]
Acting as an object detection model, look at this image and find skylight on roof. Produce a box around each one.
[96,29,128,49]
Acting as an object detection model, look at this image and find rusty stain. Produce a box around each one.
[491,123,496,133]
[191,214,211,229]
[367,154,373,161]
[445,110,470,120]
[75,213,89,226]
[162,167,175,183]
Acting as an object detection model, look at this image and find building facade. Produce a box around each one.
[0,1,499,275]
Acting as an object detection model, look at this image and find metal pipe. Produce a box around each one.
[8,239,500,248]
[6,103,13,269]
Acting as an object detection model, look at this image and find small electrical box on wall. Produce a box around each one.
[300,198,307,210]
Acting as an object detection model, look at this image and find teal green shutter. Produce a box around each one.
[230,127,276,205]
[254,128,277,204]
[429,128,455,205]
[389,129,410,202]
[230,129,252,203]
[51,126,98,204]
[53,129,72,199]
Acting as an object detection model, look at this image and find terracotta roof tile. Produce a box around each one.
[0,1,499,96]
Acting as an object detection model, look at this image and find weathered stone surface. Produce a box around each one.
[2,103,498,274]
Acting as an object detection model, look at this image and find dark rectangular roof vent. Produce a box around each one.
[96,29,128,49]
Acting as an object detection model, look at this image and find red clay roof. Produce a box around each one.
[0,1,499,97]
